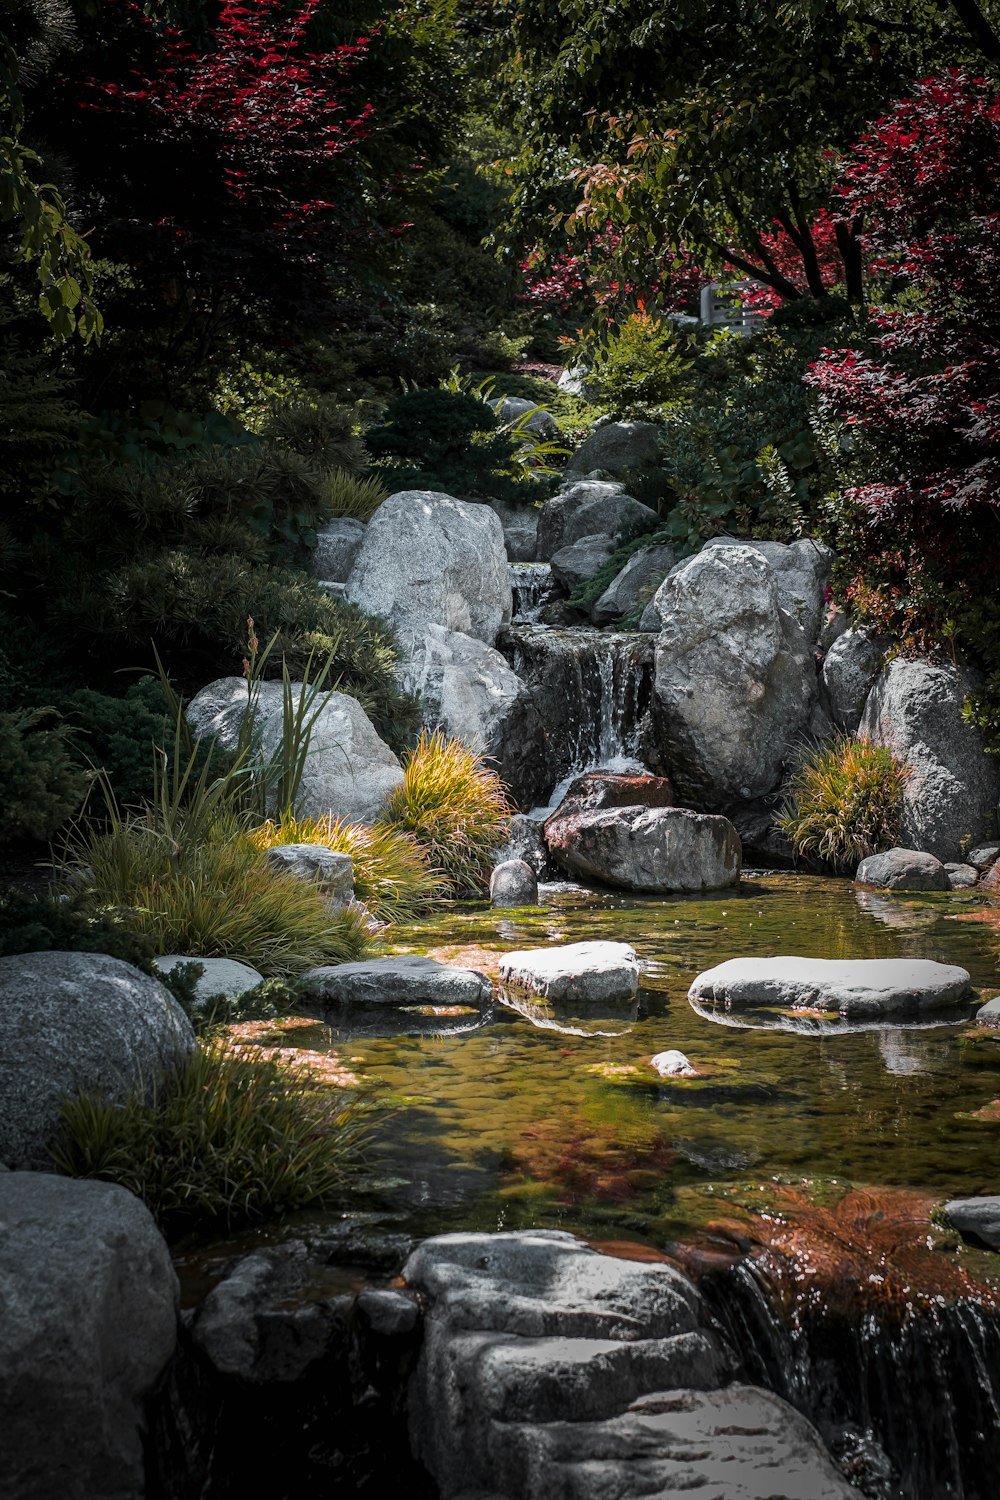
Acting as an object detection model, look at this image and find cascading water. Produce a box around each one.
[508,562,555,624]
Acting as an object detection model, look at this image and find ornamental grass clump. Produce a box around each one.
[50,1040,374,1237]
[379,730,511,895]
[249,814,444,923]
[778,736,911,872]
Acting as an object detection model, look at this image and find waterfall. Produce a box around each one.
[508,562,555,624]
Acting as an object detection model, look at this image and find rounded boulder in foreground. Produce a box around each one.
[490,859,538,907]
[545,804,740,893]
[0,951,196,1169]
[688,955,971,1019]
[499,940,639,1006]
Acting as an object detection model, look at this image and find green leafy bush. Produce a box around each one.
[582,309,693,415]
[777,737,911,872]
[0,708,88,847]
[0,890,156,967]
[380,730,511,894]
[51,1039,373,1236]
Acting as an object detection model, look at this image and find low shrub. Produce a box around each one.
[0,890,156,967]
[249,814,444,923]
[0,708,89,848]
[50,1039,373,1236]
[778,737,911,872]
[69,811,369,977]
[380,730,511,894]
[581,309,693,415]
[261,395,365,473]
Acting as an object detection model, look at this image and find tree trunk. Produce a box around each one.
[835,217,865,305]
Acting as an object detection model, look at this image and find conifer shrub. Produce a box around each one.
[379,730,511,894]
[777,737,911,872]
[0,708,88,847]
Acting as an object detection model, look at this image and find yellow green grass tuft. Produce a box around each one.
[778,736,911,872]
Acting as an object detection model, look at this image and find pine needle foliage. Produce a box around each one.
[50,1039,374,1237]
[324,470,388,521]
[379,730,511,895]
[778,736,911,873]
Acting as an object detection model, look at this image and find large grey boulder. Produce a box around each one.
[701,537,833,639]
[499,941,639,1005]
[404,1229,853,1500]
[0,1172,178,1500]
[821,627,886,732]
[859,658,1000,860]
[566,420,661,478]
[941,1196,1000,1251]
[593,543,675,626]
[300,955,492,1010]
[397,623,527,756]
[187,676,403,823]
[545,805,741,893]
[153,954,264,1004]
[550,533,614,593]
[0,951,196,1170]
[263,843,354,903]
[346,489,511,646]
[311,517,365,583]
[490,499,538,563]
[536,480,658,560]
[689,955,971,1019]
[496,396,559,441]
[650,545,816,807]
[856,847,950,891]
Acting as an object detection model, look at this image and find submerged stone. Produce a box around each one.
[301,955,492,1010]
[499,940,639,1005]
[651,1050,699,1078]
[688,955,972,1019]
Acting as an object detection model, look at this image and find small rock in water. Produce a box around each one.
[490,859,538,907]
[300,955,492,1010]
[499,940,639,1006]
[941,1196,1000,1252]
[944,861,979,889]
[855,847,950,891]
[689,955,971,1019]
[650,1050,698,1078]
[968,843,1000,871]
[976,997,1000,1028]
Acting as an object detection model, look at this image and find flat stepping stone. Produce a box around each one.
[689,956,971,1019]
[300,956,491,1009]
[499,941,639,1005]
[941,1196,1000,1251]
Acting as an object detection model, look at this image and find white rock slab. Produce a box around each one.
[301,955,492,1009]
[154,955,264,1004]
[689,956,971,1018]
[651,1050,698,1077]
[499,941,639,1005]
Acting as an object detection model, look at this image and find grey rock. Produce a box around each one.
[346,489,511,646]
[592,543,675,626]
[311,517,365,583]
[404,1229,851,1500]
[356,1287,421,1337]
[969,843,1000,871]
[557,364,595,399]
[187,676,403,824]
[859,658,1000,860]
[490,859,538,907]
[821,627,886,732]
[566,420,661,478]
[651,545,816,807]
[399,622,528,755]
[499,941,639,1005]
[545,805,741,893]
[0,1172,178,1500]
[856,847,950,891]
[496,396,559,440]
[702,536,834,639]
[0,951,196,1170]
[536,481,658,559]
[944,861,979,889]
[490,499,538,563]
[494,814,549,877]
[651,1050,698,1077]
[941,1196,1000,1251]
[316,580,347,600]
[301,955,492,1009]
[975,997,1000,1028]
[550,533,615,593]
[820,606,851,650]
[726,795,796,867]
[264,844,354,902]
[154,955,265,1004]
[689,955,971,1019]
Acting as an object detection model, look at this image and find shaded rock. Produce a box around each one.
[496,396,559,440]
[969,843,1000,871]
[499,941,639,1005]
[0,1172,178,1500]
[702,536,834,639]
[550,533,615,593]
[650,545,816,806]
[0,951,196,1170]
[356,1287,421,1337]
[346,490,511,646]
[566,420,661,478]
[490,859,538,907]
[311,517,365,583]
[689,955,971,1019]
[941,1197,1000,1252]
[859,658,1000,860]
[725,794,796,867]
[490,499,538,563]
[403,1229,852,1500]
[545,805,741,893]
[264,844,354,902]
[975,997,1000,1028]
[508,561,553,622]
[651,1050,698,1078]
[984,857,1000,894]
[593,543,675,626]
[398,623,528,756]
[856,847,950,892]
[187,676,403,824]
[154,955,264,1004]
[494,813,549,877]
[821,627,886,733]
[945,861,979,889]
[301,955,492,1010]
[536,481,658,560]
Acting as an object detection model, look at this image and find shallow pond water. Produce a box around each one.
[287,872,1000,1250]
